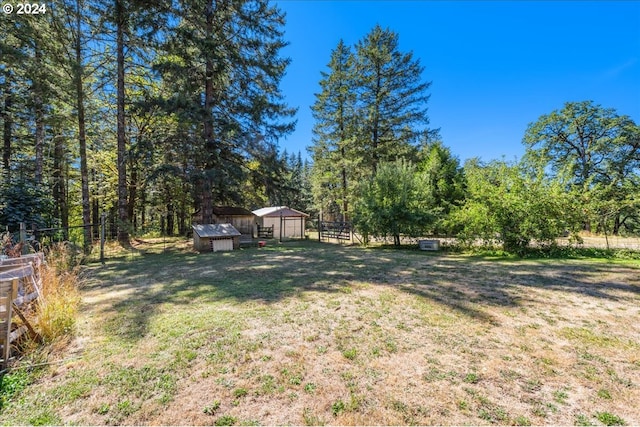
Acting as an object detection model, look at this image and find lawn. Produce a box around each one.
[1,239,639,425]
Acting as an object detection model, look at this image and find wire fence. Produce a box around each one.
[1,221,140,264]
[3,221,640,265]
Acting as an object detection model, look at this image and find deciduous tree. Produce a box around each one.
[523,100,640,234]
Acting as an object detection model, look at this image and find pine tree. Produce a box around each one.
[309,26,435,221]
[355,25,433,174]
[156,0,295,223]
[310,40,356,220]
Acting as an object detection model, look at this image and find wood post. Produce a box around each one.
[100,212,106,265]
[0,279,16,368]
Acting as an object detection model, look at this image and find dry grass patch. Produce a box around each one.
[0,240,638,425]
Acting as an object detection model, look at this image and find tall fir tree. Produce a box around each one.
[310,40,357,220]
[355,25,433,174]
[156,0,295,224]
[309,26,435,221]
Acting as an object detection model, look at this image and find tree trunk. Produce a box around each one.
[178,191,187,236]
[76,0,92,253]
[92,196,100,239]
[34,42,45,185]
[613,214,621,236]
[128,158,137,233]
[166,202,174,236]
[200,0,216,225]
[116,0,129,244]
[371,69,382,175]
[53,135,63,226]
[62,160,69,240]
[201,178,213,224]
[2,81,12,177]
[341,146,348,220]
[140,184,146,232]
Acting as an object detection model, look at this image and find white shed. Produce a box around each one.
[252,206,309,239]
[193,223,241,252]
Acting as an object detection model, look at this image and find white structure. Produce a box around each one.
[252,206,309,239]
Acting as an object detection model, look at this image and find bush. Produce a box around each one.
[454,160,582,256]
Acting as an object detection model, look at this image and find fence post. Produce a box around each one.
[279,213,283,243]
[100,212,106,265]
[19,222,27,255]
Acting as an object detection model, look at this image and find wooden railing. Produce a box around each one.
[257,225,274,239]
[0,253,44,369]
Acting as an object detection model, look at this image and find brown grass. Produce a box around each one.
[0,240,638,425]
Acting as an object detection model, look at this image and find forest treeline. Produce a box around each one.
[1,0,308,250]
[1,1,639,254]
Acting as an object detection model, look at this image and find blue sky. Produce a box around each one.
[274,1,640,163]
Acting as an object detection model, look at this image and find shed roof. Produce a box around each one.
[212,206,254,216]
[252,206,309,218]
[192,223,241,238]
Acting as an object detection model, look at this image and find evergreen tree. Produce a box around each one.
[310,40,357,220]
[309,26,435,221]
[417,140,466,234]
[156,0,295,223]
[354,25,434,174]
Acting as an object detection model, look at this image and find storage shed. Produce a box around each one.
[252,206,309,239]
[193,223,241,252]
[212,206,256,237]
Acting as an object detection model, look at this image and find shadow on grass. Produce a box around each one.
[83,240,640,344]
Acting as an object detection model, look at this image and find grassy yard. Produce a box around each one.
[1,239,639,425]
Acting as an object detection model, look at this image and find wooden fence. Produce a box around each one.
[0,253,44,369]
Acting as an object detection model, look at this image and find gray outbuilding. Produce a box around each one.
[192,223,241,252]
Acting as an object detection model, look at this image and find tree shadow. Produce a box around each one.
[81,241,640,345]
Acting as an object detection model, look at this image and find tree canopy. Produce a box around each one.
[523,100,640,234]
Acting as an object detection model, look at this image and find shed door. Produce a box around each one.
[211,238,233,252]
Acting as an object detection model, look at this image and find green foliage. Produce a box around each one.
[523,101,640,235]
[417,140,466,234]
[0,371,32,409]
[342,348,357,360]
[575,414,594,426]
[203,400,221,415]
[233,388,248,398]
[352,159,434,246]
[331,399,346,416]
[595,412,626,426]
[0,176,53,229]
[310,40,358,218]
[154,0,296,224]
[463,372,480,384]
[215,415,238,426]
[355,24,434,171]
[454,160,581,255]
